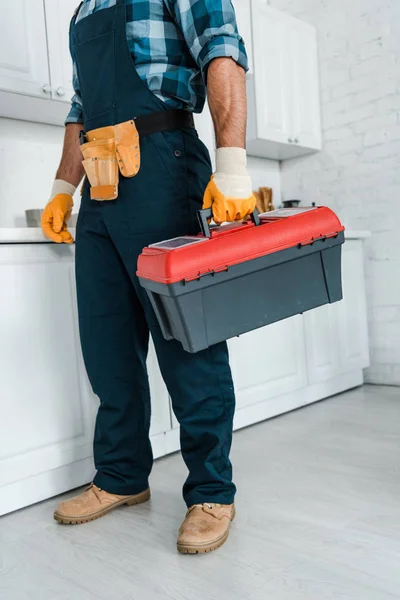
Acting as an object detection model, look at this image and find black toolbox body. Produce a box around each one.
[137,207,345,353]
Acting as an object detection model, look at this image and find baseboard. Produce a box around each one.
[233,370,363,431]
[0,458,95,517]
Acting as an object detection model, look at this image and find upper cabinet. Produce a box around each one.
[44,0,78,103]
[0,0,76,102]
[0,0,50,98]
[231,0,253,75]
[0,0,77,126]
[233,0,322,160]
[289,15,322,153]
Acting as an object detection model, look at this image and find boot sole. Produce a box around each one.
[53,488,150,525]
[177,505,236,554]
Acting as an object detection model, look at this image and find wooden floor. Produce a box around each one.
[1,384,400,600]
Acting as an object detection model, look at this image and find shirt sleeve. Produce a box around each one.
[166,0,249,74]
[65,60,84,125]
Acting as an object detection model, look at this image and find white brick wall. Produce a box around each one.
[268,0,400,385]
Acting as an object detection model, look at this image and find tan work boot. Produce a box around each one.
[177,502,235,554]
[53,483,150,525]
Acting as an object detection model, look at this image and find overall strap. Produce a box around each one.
[70,2,84,33]
[73,2,84,22]
[116,0,127,5]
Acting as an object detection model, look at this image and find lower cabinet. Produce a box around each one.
[0,243,172,516]
[336,241,370,372]
[0,237,369,516]
[304,240,370,384]
[0,244,96,516]
[229,316,307,410]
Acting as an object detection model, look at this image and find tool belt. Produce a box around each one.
[80,109,195,201]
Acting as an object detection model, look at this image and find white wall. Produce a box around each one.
[268,0,400,386]
[0,118,78,227]
[248,156,281,206]
[0,117,281,227]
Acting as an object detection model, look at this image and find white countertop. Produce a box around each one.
[0,227,371,244]
[0,228,77,244]
[345,230,371,239]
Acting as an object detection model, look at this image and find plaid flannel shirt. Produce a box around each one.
[66,0,248,124]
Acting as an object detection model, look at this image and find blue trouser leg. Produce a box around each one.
[134,283,237,506]
[75,129,237,505]
[75,211,153,495]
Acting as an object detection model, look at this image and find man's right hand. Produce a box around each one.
[41,180,76,244]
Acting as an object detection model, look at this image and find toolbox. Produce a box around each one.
[137,206,345,353]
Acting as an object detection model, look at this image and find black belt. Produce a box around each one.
[134,109,195,137]
[80,110,195,145]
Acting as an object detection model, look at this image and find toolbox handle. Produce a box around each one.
[197,208,260,239]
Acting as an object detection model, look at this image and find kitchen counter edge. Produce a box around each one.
[0,228,371,245]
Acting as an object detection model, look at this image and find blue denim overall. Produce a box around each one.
[70,0,236,506]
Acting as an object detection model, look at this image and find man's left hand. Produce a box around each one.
[203,148,256,224]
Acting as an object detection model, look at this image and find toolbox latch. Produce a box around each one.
[184,265,229,284]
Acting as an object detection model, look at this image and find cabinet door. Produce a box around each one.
[194,99,216,170]
[44,0,77,103]
[304,240,370,384]
[250,1,293,145]
[291,21,322,150]
[0,246,96,509]
[337,241,370,372]
[147,340,173,436]
[304,303,341,384]
[231,0,253,75]
[0,0,50,98]
[229,316,307,410]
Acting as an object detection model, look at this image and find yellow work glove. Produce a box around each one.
[41,180,76,244]
[203,148,257,224]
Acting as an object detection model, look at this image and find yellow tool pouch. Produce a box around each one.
[81,120,140,201]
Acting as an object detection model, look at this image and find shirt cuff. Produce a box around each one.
[197,35,249,74]
[65,101,84,126]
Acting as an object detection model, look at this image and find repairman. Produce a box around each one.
[42,0,256,554]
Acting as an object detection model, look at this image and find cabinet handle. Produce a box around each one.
[42,84,51,95]
[56,87,66,97]
[294,138,300,144]
[288,137,294,143]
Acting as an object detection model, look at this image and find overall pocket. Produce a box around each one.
[74,31,116,121]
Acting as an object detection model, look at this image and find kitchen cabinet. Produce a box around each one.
[0,241,172,516]
[0,0,76,103]
[336,240,370,372]
[290,17,322,153]
[304,240,370,384]
[0,0,50,99]
[44,0,78,104]
[247,1,322,160]
[0,244,95,516]
[0,231,369,516]
[304,303,341,384]
[0,0,75,126]
[232,0,253,75]
[229,316,307,410]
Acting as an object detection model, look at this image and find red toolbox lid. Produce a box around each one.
[137,207,345,285]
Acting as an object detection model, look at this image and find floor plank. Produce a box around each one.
[1,385,399,600]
